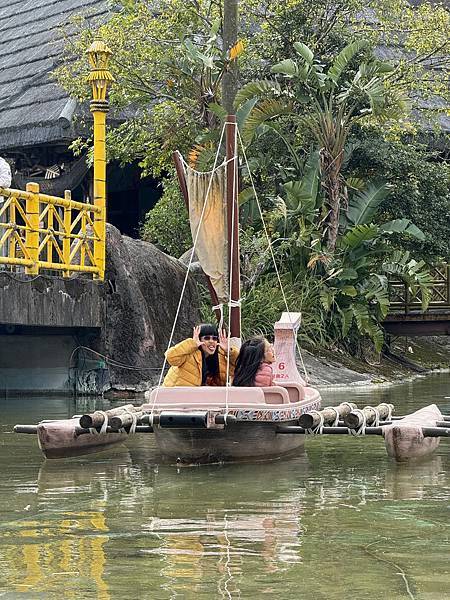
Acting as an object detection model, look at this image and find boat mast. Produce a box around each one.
[223,0,241,339]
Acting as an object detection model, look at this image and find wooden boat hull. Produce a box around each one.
[37,419,128,459]
[153,419,305,464]
[383,404,442,462]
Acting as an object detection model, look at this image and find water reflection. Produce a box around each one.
[1,374,449,598]
[384,455,445,501]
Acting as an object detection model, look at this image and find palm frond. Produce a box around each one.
[234,79,282,108]
[242,99,294,144]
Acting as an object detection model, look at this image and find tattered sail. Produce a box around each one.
[185,161,229,303]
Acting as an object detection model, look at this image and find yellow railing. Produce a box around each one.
[0,38,113,282]
[0,183,103,278]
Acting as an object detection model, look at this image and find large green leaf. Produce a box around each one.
[238,187,255,206]
[381,219,426,241]
[271,59,298,77]
[293,42,314,65]
[328,40,368,84]
[234,80,282,108]
[282,149,320,212]
[236,98,258,132]
[347,181,391,225]
[360,274,390,318]
[242,99,294,144]
[342,223,378,249]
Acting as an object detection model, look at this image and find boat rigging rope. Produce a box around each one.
[348,409,366,436]
[306,411,324,435]
[119,408,138,434]
[323,406,339,427]
[235,127,309,383]
[365,405,380,427]
[150,122,229,421]
[224,120,240,423]
[379,402,393,421]
[89,411,109,435]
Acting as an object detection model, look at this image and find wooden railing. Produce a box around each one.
[0,183,104,279]
[389,264,450,314]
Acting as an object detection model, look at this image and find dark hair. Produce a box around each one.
[232,336,266,387]
[199,323,218,338]
[198,323,220,380]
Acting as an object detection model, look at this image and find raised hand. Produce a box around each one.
[219,328,230,352]
[192,325,202,347]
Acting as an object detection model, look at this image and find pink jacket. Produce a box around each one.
[254,363,274,387]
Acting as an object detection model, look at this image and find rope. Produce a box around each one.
[150,122,229,419]
[364,405,380,427]
[212,303,224,332]
[379,402,392,421]
[348,409,366,436]
[235,127,309,383]
[118,408,138,434]
[224,120,239,423]
[89,411,108,435]
[178,153,236,175]
[69,345,163,372]
[306,411,324,435]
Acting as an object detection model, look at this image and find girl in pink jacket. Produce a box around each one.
[232,336,275,387]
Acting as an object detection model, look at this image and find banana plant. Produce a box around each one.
[235,38,407,250]
[317,182,431,351]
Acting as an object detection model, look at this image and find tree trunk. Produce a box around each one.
[321,147,345,252]
[222,0,239,113]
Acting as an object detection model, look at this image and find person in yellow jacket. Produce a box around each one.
[163,323,239,387]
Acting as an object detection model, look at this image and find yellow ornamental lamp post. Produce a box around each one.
[87,38,114,280]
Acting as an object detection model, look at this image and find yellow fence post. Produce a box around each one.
[63,190,71,277]
[87,39,114,281]
[25,182,39,275]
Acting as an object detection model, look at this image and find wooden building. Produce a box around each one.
[0,0,160,238]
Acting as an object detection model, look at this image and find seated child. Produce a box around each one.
[232,336,275,387]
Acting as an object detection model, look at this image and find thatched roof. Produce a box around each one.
[0,0,112,151]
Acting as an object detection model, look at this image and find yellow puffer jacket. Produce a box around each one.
[163,338,239,387]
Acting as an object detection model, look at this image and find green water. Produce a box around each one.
[0,375,449,599]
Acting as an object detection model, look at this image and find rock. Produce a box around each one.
[101,224,200,389]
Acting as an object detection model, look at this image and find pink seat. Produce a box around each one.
[261,386,290,405]
[280,382,305,403]
[144,386,266,409]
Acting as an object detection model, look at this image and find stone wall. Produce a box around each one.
[0,224,200,395]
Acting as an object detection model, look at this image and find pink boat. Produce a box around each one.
[32,312,322,463]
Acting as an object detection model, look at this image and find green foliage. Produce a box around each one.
[140,177,191,257]
[347,130,450,260]
[55,0,448,353]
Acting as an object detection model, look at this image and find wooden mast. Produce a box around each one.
[225,116,241,338]
[223,0,241,339]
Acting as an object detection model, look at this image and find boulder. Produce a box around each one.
[100,224,200,390]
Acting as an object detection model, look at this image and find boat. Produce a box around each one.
[27,310,321,462]
[13,116,446,464]
[15,111,324,463]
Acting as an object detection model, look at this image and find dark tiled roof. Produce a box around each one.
[0,0,112,151]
